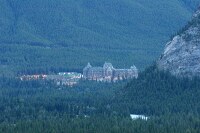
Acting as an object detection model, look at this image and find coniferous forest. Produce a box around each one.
[1,0,200,132]
[0,66,200,133]
[0,0,200,75]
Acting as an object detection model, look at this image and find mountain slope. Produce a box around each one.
[0,0,200,74]
[117,66,200,115]
[0,0,196,46]
[182,0,200,10]
[158,8,200,77]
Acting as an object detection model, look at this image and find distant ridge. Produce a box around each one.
[0,0,200,75]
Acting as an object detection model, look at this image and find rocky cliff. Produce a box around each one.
[157,8,200,77]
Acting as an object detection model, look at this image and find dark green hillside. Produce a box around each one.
[0,67,200,132]
[0,0,200,74]
[182,0,200,10]
[116,65,200,116]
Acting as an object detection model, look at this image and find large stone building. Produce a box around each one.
[83,62,138,82]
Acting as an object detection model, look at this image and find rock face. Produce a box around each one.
[157,8,200,77]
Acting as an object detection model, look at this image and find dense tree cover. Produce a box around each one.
[0,77,126,121]
[0,0,199,74]
[116,65,200,116]
[0,66,200,132]
[0,114,200,133]
[0,1,200,132]
[171,8,200,39]
[0,43,148,76]
[0,0,194,44]
[182,0,200,10]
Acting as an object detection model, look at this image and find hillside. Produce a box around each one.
[157,7,200,77]
[117,66,200,115]
[1,66,200,132]
[0,0,200,75]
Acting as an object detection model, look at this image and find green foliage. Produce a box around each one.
[1,114,200,133]
[0,43,153,76]
[0,66,200,132]
[0,1,200,132]
[117,65,200,116]
[0,0,199,74]
[0,77,126,121]
[181,0,200,10]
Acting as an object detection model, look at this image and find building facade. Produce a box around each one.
[83,62,138,82]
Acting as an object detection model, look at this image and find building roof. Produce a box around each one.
[130,65,137,71]
[103,62,114,69]
[83,62,92,70]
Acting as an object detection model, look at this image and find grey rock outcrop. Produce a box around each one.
[157,8,200,77]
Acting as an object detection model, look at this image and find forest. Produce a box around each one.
[1,0,200,132]
[0,65,200,132]
[0,0,199,75]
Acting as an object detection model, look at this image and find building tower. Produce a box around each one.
[83,63,92,79]
[103,62,114,77]
[130,65,138,78]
